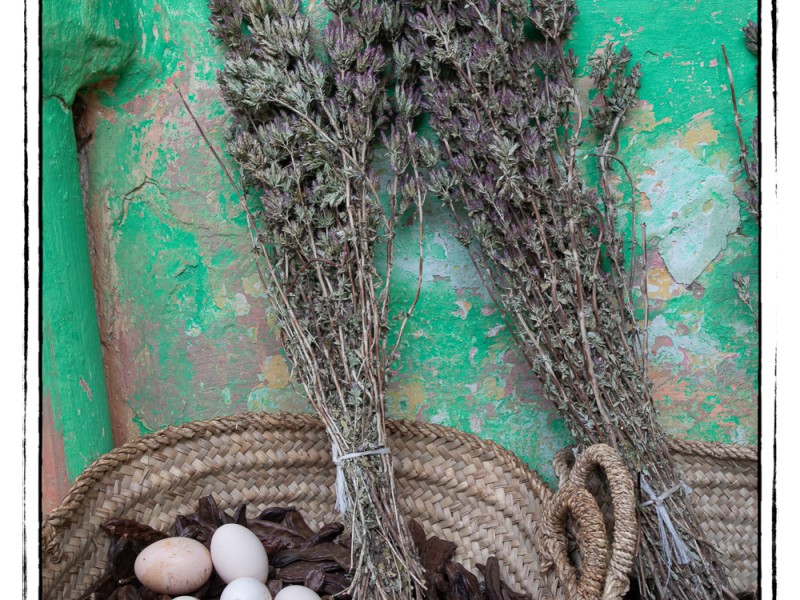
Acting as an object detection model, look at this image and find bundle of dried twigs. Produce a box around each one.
[402,1,739,598]
[207,0,432,597]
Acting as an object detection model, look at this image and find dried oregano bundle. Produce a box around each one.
[208,0,431,597]
[403,1,736,598]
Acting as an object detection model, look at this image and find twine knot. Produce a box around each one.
[639,475,693,586]
[331,441,391,514]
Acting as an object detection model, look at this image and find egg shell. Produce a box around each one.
[172,597,201,600]
[133,537,212,595]
[274,585,322,600]
[210,523,270,583]
[220,577,273,600]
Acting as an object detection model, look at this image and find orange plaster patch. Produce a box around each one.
[395,378,428,420]
[626,101,673,134]
[638,191,653,212]
[482,376,506,401]
[452,299,472,319]
[678,109,719,151]
[645,265,680,301]
[261,354,291,389]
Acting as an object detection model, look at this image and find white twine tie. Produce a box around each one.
[331,441,391,514]
[639,475,693,586]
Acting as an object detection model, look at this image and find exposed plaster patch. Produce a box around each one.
[469,413,483,434]
[428,410,448,425]
[232,292,251,316]
[678,110,719,150]
[625,101,672,135]
[646,264,683,301]
[487,324,505,338]
[639,145,739,285]
[261,354,291,389]
[388,378,428,420]
[481,377,505,401]
[185,320,202,337]
[79,377,93,402]
[242,273,266,298]
[213,284,228,309]
[648,314,719,365]
[432,232,449,257]
[451,298,472,319]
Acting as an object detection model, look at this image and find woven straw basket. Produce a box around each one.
[554,437,758,596]
[668,437,758,595]
[42,412,638,600]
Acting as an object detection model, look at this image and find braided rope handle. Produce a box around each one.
[548,444,638,600]
[539,482,610,600]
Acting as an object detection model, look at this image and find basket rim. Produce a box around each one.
[43,411,757,542]
[666,435,757,462]
[42,411,556,549]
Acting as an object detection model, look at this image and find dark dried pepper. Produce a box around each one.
[196,495,223,529]
[282,509,316,539]
[480,557,504,600]
[421,535,458,575]
[92,500,528,600]
[304,569,326,593]
[272,542,351,571]
[102,519,167,546]
[303,522,345,546]
[109,537,138,584]
[255,506,294,522]
[275,560,343,582]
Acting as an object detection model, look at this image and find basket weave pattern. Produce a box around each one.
[668,437,758,594]
[42,413,637,600]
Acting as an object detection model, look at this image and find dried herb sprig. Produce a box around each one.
[721,42,759,224]
[208,0,428,597]
[404,1,736,598]
[722,22,759,327]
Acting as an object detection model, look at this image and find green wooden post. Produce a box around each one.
[41,0,135,498]
[42,97,115,481]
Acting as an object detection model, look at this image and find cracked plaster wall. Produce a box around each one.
[77,0,759,487]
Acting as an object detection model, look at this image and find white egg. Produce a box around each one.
[172,597,200,600]
[133,537,212,595]
[210,523,269,583]
[274,585,322,600]
[220,577,273,600]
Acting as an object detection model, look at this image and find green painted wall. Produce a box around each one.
[47,0,757,507]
